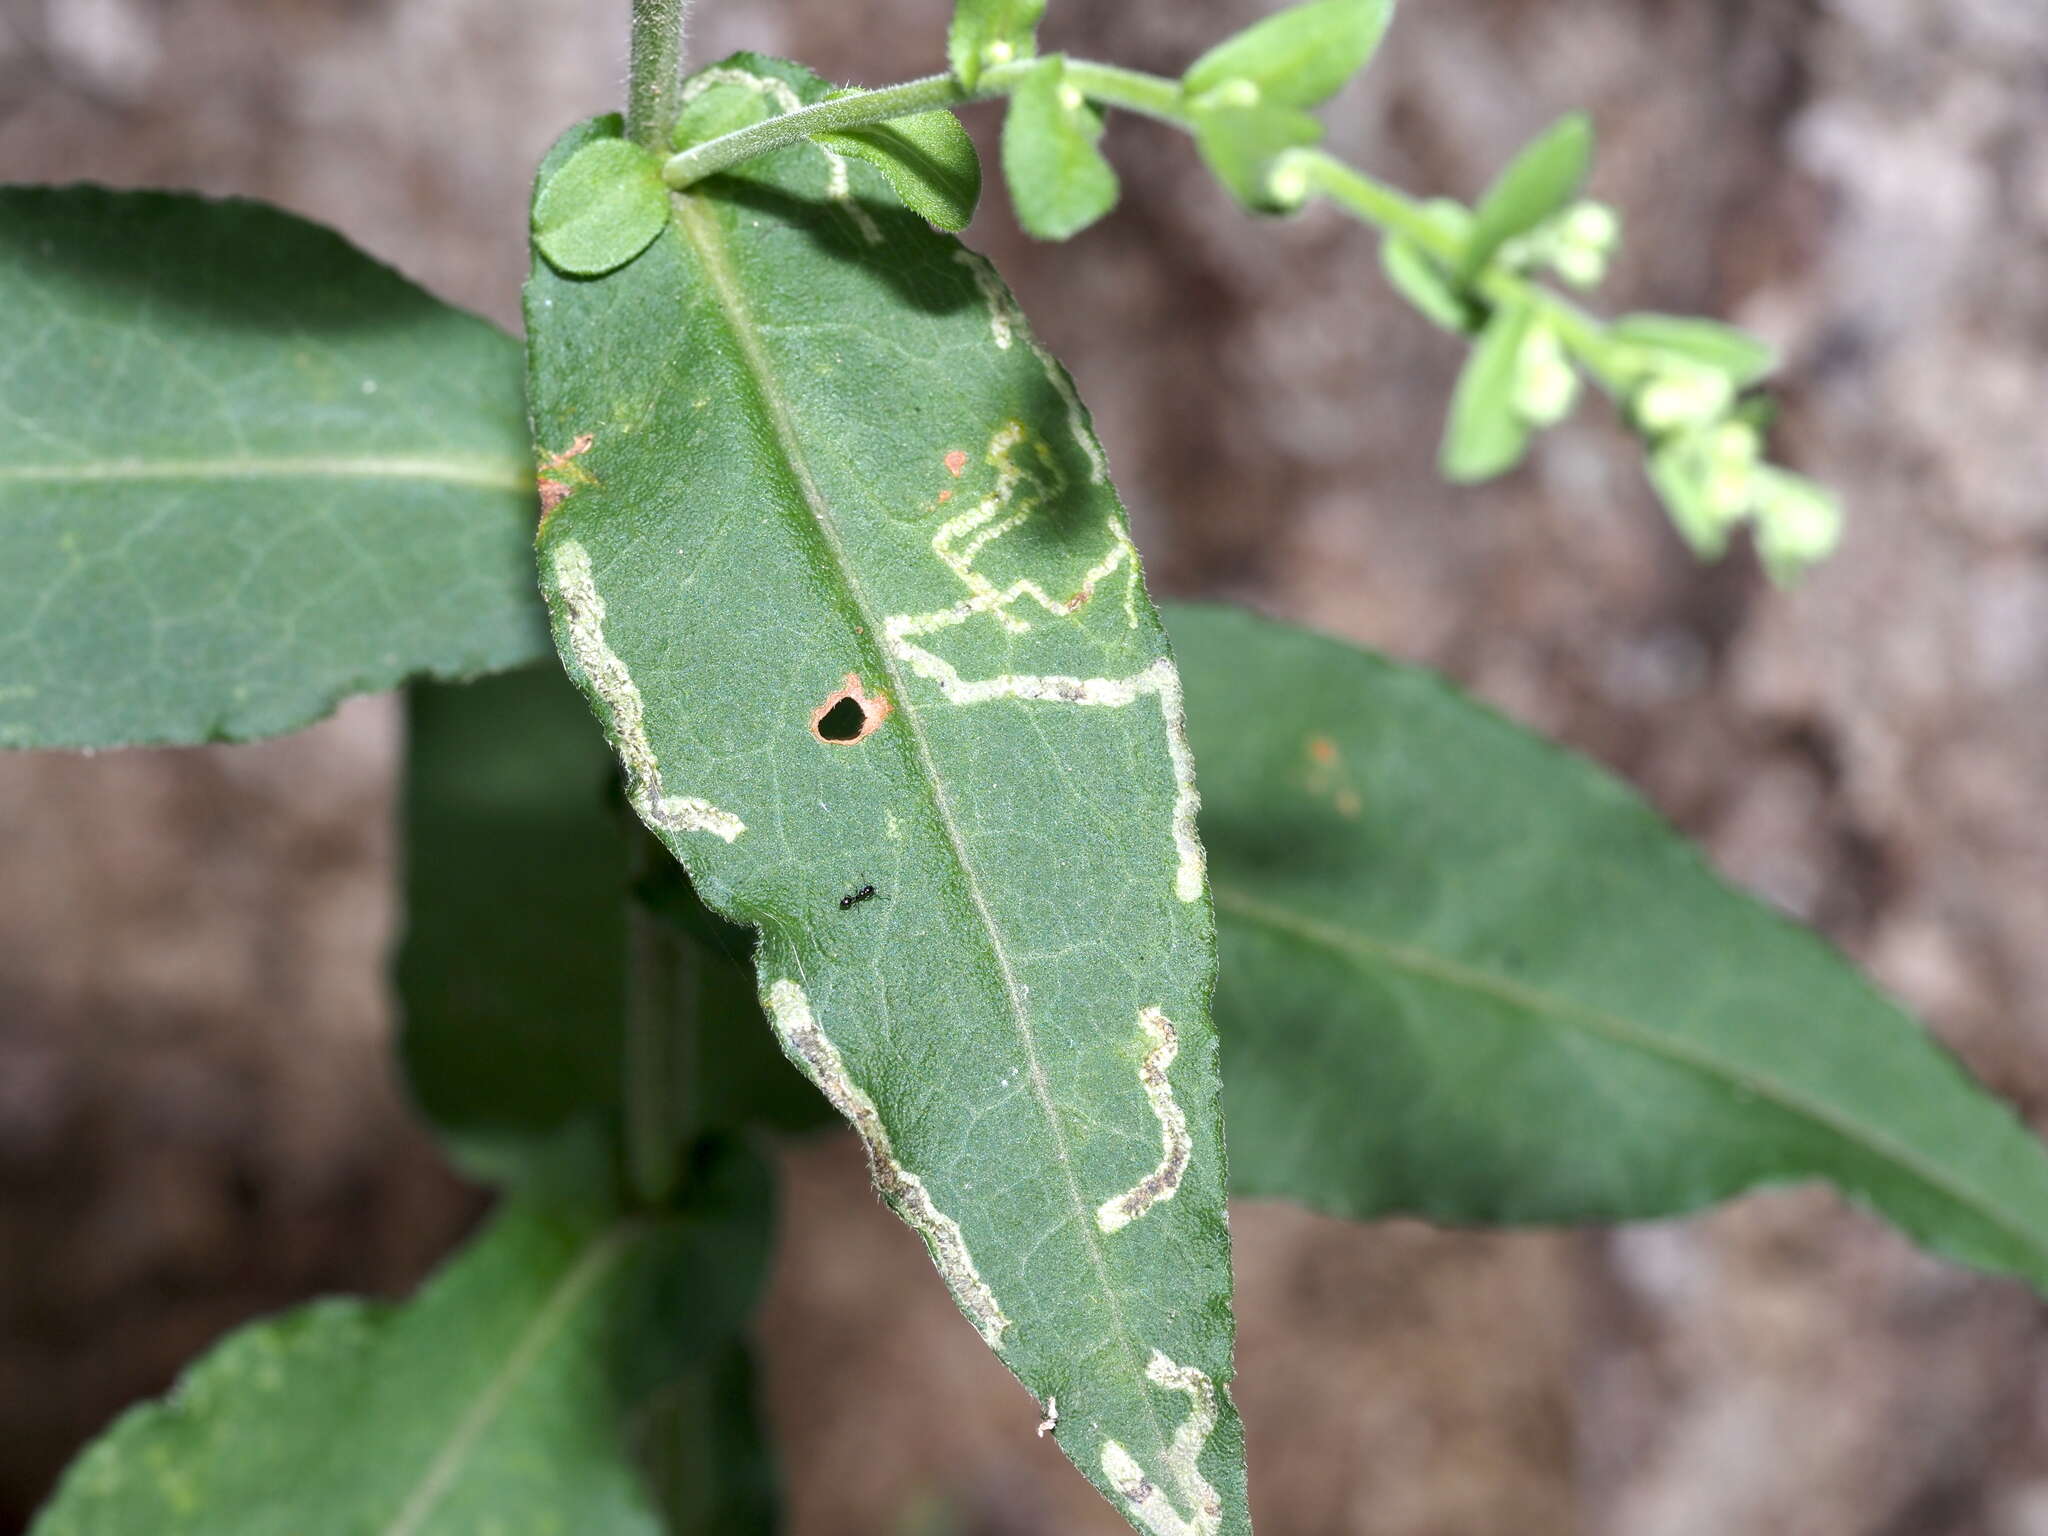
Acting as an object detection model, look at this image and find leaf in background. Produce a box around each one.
[637,1343,781,1536]
[1190,99,1322,213]
[397,661,827,1178]
[533,137,671,276]
[397,665,630,1182]
[1458,113,1593,282]
[1169,603,2048,1294]
[949,0,1046,89]
[819,108,983,232]
[0,188,545,749]
[1183,0,1395,110]
[1440,298,1535,482]
[1001,56,1120,241]
[528,61,1248,1535]
[32,1140,776,1536]
[1612,313,1780,388]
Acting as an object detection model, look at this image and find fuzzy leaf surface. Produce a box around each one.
[819,106,982,233]
[1172,604,2048,1294]
[527,63,1245,1536]
[32,1145,774,1535]
[0,188,545,748]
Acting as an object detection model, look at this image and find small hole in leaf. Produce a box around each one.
[810,673,893,744]
[816,696,869,741]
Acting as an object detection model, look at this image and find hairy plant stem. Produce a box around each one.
[628,0,689,150]
[658,57,1628,389]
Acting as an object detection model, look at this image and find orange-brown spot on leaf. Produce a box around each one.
[1334,789,1363,819]
[937,488,953,504]
[944,449,969,477]
[811,672,893,744]
[1307,735,1338,767]
[535,433,597,527]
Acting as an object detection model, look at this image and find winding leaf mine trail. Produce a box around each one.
[527,56,1249,1536]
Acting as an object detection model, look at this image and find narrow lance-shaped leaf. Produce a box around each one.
[1458,113,1593,282]
[33,1141,776,1536]
[529,61,1246,1536]
[1172,604,2048,1295]
[1002,55,1120,241]
[1183,0,1395,110]
[0,188,546,749]
[1611,313,1780,388]
[1440,298,1536,482]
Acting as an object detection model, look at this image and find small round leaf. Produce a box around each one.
[533,138,669,277]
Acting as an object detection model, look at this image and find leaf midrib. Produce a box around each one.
[667,188,1170,1455]
[381,1219,642,1536]
[0,454,531,490]
[1213,880,2048,1273]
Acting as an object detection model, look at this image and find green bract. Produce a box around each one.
[1613,312,1781,387]
[948,0,1045,89]
[0,188,544,749]
[527,57,1249,1534]
[1441,298,1537,481]
[1459,112,1594,282]
[819,104,983,232]
[1191,99,1323,212]
[1002,55,1121,240]
[1183,0,1395,110]
[533,136,671,277]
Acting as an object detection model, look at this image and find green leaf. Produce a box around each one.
[397,665,630,1182]
[1458,113,1593,281]
[1183,0,1395,110]
[1170,603,2048,1293]
[638,1343,781,1536]
[533,135,671,276]
[32,1141,776,1535]
[1440,299,1536,482]
[527,57,1248,1536]
[1190,99,1323,213]
[0,188,546,749]
[819,108,983,232]
[397,661,828,1175]
[1001,56,1120,240]
[949,0,1046,89]
[1612,313,1780,388]
[1647,431,1737,559]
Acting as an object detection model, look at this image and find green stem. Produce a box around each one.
[625,836,696,1205]
[657,56,1631,391]
[664,72,973,189]
[628,0,689,150]
[1058,59,1186,125]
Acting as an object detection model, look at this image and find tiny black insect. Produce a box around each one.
[839,884,877,910]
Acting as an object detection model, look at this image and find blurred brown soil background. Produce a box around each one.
[4,1,2048,1531]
